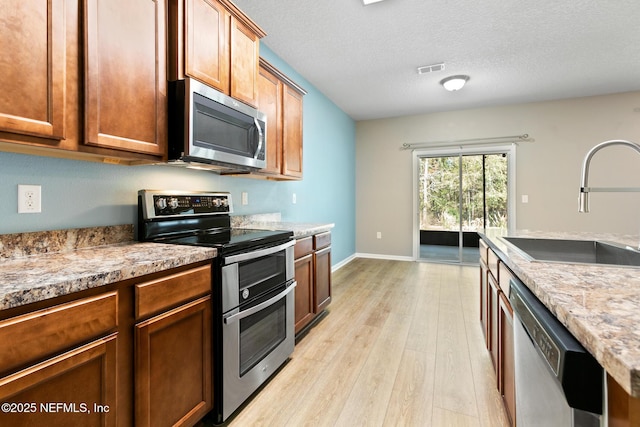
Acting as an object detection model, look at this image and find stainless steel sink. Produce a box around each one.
[499,236,640,267]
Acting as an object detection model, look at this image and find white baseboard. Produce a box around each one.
[331,253,414,272]
[354,253,414,262]
[331,254,357,272]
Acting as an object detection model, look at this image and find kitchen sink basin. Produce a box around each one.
[499,236,640,267]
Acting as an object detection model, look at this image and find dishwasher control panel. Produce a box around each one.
[511,286,560,375]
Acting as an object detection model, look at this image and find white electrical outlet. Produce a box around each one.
[241,192,248,205]
[292,193,297,204]
[376,231,382,239]
[18,185,42,213]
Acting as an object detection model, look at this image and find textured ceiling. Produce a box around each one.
[232,0,640,121]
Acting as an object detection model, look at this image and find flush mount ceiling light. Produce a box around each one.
[362,0,386,5]
[439,75,470,91]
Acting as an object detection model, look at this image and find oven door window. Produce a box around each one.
[239,290,287,376]
[238,252,287,303]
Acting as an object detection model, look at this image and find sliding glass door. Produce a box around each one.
[416,148,511,264]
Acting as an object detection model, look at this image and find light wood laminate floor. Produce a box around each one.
[225,259,509,427]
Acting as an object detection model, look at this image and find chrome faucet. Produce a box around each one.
[578,139,640,213]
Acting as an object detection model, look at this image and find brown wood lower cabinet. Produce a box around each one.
[135,296,212,427]
[480,260,489,347]
[314,246,331,313]
[0,334,117,427]
[479,239,515,426]
[294,253,315,333]
[487,272,500,376]
[0,261,213,427]
[294,232,332,336]
[608,374,640,427]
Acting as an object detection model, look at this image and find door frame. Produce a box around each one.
[412,143,517,262]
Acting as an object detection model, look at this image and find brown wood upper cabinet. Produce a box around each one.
[256,59,306,179]
[84,0,167,157]
[169,0,265,108]
[0,1,66,142]
[0,0,168,163]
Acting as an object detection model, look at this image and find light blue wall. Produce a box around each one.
[0,46,356,266]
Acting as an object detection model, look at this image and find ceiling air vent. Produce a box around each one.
[417,63,445,74]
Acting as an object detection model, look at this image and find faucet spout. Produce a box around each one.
[579,140,640,213]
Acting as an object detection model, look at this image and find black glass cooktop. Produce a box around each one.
[161,228,293,256]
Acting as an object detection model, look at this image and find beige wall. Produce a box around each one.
[356,91,640,258]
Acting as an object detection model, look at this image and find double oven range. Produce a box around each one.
[137,190,296,423]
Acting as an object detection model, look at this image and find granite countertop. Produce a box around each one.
[482,230,640,397]
[246,221,335,238]
[232,213,335,238]
[0,217,333,312]
[0,225,216,312]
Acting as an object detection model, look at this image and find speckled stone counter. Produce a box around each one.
[481,230,640,397]
[232,213,335,238]
[0,225,216,311]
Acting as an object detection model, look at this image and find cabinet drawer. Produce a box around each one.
[488,248,500,281]
[294,236,313,259]
[479,239,489,264]
[135,265,211,320]
[313,231,331,250]
[0,292,118,374]
[498,262,514,297]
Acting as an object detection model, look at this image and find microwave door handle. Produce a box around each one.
[223,281,296,325]
[253,118,263,159]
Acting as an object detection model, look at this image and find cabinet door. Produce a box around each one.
[230,16,259,107]
[608,374,640,427]
[282,85,304,178]
[84,0,167,156]
[257,65,282,175]
[135,296,212,427]
[294,254,314,334]
[488,273,500,376]
[314,246,332,313]
[480,260,489,348]
[185,0,229,92]
[0,334,117,427]
[499,292,516,425]
[0,0,65,140]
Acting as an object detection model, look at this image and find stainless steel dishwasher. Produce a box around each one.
[510,278,603,427]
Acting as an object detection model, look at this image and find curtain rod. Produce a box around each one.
[401,134,533,150]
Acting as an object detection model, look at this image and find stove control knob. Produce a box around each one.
[213,198,221,207]
[168,198,180,209]
[155,198,167,210]
[242,289,250,300]
[221,198,229,207]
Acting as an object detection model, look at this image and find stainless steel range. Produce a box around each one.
[137,190,296,423]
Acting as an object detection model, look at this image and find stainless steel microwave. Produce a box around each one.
[168,78,266,172]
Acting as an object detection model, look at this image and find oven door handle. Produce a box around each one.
[223,239,295,264]
[223,282,296,325]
